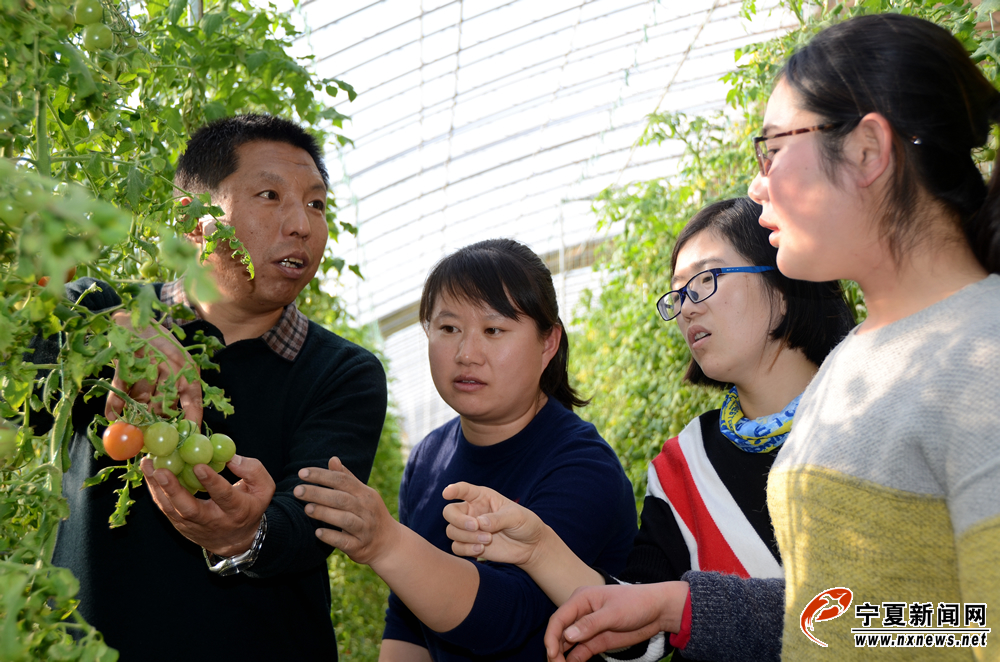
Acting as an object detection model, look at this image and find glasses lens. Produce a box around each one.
[687,271,717,304]
[658,292,682,321]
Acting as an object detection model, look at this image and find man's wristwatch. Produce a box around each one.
[203,513,267,577]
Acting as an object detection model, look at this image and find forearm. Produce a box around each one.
[521,524,604,605]
[371,522,481,633]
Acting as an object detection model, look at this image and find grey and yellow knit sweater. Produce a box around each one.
[769,274,1000,661]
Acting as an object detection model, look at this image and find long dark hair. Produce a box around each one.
[781,13,1000,271]
[419,238,588,409]
[669,198,854,388]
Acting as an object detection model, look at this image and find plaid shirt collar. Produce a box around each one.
[159,279,309,361]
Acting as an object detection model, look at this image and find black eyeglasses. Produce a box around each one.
[752,122,843,176]
[656,266,776,321]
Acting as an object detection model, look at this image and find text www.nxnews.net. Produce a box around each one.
[853,632,989,648]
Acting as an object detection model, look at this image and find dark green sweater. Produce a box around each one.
[51,278,387,661]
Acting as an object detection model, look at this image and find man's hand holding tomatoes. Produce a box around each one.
[140,453,275,556]
[105,311,204,427]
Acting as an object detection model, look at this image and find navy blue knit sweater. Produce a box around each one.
[383,398,637,660]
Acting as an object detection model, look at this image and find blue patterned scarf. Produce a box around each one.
[718,386,801,454]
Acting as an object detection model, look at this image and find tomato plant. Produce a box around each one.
[0,0,360,658]
[101,421,143,460]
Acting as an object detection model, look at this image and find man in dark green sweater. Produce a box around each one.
[51,115,387,660]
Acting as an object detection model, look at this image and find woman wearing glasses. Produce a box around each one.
[527,13,1000,661]
[744,14,1000,658]
[444,197,853,661]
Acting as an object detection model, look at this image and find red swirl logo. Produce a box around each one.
[800,587,853,647]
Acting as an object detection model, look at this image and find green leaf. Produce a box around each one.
[977,0,1000,22]
[246,51,270,73]
[124,165,147,209]
[82,466,120,489]
[167,0,188,25]
[200,12,226,38]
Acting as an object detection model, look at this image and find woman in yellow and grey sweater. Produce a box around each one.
[745,13,1000,660]
[524,13,999,662]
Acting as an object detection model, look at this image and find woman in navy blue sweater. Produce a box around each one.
[294,238,637,661]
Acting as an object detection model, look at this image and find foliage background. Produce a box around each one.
[2,0,997,660]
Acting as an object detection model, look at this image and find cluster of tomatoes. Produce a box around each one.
[46,0,137,55]
[102,420,237,494]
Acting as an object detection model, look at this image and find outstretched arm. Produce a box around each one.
[294,458,481,633]
[442,482,604,605]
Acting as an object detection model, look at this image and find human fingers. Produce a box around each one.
[294,481,354,511]
[104,369,127,420]
[446,522,491,557]
[441,481,487,503]
[140,456,194,519]
[297,460,364,495]
[473,503,533,536]
[546,602,589,662]
[442,500,480,533]
[221,455,275,501]
[175,374,203,427]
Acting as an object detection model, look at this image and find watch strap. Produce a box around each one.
[203,513,267,577]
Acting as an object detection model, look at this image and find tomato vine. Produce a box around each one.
[1,0,359,658]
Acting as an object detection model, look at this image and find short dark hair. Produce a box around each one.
[174,114,329,193]
[669,198,855,388]
[419,238,589,409]
[781,13,1000,271]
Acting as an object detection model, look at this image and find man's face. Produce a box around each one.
[202,140,328,315]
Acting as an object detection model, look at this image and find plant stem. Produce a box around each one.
[33,36,50,178]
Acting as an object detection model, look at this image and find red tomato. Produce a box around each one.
[102,422,144,461]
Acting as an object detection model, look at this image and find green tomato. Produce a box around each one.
[208,459,226,473]
[175,419,197,441]
[144,421,179,456]
[151,450,183,475]
[0,200,26,225]
[52,5,77,30]
[121,35,138,52]
[74,0,103,25]
[179,464,204,492]
[83,23,113,52]
[14,184,46,213]
[0,425,18,463]
[209,433,236,464]
[139,259,159,279]
[178,433,213,465]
